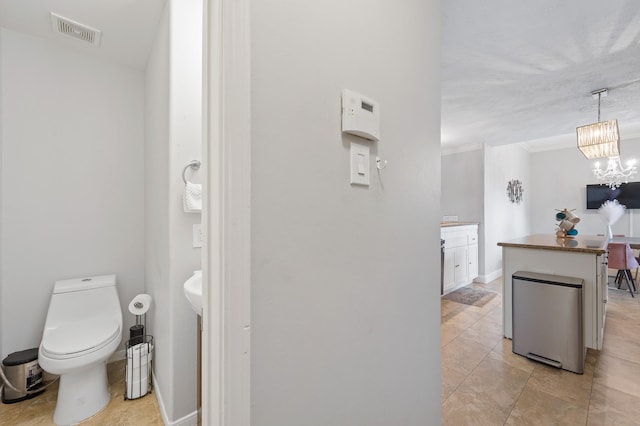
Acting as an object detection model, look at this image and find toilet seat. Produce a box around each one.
[41,319,121,360]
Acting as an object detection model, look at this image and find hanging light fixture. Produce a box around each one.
[593,157,637,189]
[576,89,620,159]
[576,88,636,188]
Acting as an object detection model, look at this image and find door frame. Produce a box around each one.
[202,0,251,424]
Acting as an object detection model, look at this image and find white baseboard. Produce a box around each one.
[171,411,199,426]
[109,355,198,425]
[475,269,502,284]
[106,351,197,425]
[152,371,199,426]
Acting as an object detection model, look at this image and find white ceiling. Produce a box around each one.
[2,1,638,152]
[0,0,165,70]
[442,0,640,152]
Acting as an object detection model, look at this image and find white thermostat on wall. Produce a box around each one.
[341,89,380,141]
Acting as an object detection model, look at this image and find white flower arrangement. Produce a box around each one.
[598,199,626,239]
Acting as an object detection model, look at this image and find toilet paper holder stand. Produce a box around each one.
[125,297,153,400]
[127,294,151,344]
[124,334,153,400]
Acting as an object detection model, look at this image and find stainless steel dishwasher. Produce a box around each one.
[512,271,585,374]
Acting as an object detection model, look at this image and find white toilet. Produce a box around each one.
[38,274,122,425]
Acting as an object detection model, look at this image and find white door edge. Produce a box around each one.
[202,0,251,425]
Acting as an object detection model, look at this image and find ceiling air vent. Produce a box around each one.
[50,12,102,47]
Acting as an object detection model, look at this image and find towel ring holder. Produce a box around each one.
[182,160,201,184]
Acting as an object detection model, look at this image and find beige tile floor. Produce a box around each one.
[5,276,639,425]
[442,277,640,425]
[0,359,163,425]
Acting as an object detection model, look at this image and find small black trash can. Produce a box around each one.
[1,348,45,403]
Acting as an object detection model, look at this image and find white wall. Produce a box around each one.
[483,144,531,280]
[442,149,484,221]
[250,0,442,424]
[144,0,172,416]
[167,0,202,419]
[441,145,531,282]
[144,0,202,422]
[442,137,640,282]
[442,148,485,274]
[531,137,640,237]
[0,28,145,357]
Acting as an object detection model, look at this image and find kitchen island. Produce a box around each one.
[498,234,608,350]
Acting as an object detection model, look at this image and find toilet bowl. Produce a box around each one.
[38,275,122,425]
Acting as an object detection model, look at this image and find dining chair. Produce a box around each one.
[608,242,639,297]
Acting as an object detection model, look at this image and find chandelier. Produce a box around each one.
[577,89,620,160]
[593,157,637,189]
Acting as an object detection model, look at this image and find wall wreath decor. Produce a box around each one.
[507,179,523,204]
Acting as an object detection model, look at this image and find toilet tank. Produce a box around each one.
[45,275,122,328]
[53,274,116,294]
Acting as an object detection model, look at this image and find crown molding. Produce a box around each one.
[441,142,483,156]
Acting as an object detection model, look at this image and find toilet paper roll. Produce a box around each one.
[128,294,152,316]
[126,342,153,399]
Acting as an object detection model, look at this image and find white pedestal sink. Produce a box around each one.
[183,270,203,316]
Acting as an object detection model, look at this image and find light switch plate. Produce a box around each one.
[193,224,203,248]
[350,141,370,186]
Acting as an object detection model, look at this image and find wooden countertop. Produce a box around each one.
[497,234,607,254]
[440,222,479,228]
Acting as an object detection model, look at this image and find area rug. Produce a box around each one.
[443,286,497,307]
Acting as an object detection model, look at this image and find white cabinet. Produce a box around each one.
[453,245,469,286]
[441,224,479,294]
[468,243,478,281]
[443,248,455,292]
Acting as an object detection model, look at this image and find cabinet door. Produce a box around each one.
[468,243,478,280]
[443,248,456,293]
[454,245,469,285]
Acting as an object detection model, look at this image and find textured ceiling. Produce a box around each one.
[0,0,165,70]
[442,0,640,151]
[2,1,638,151]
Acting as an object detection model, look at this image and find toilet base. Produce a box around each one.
[53,361,110,425]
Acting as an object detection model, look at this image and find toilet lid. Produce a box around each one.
[42,319,121,356]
